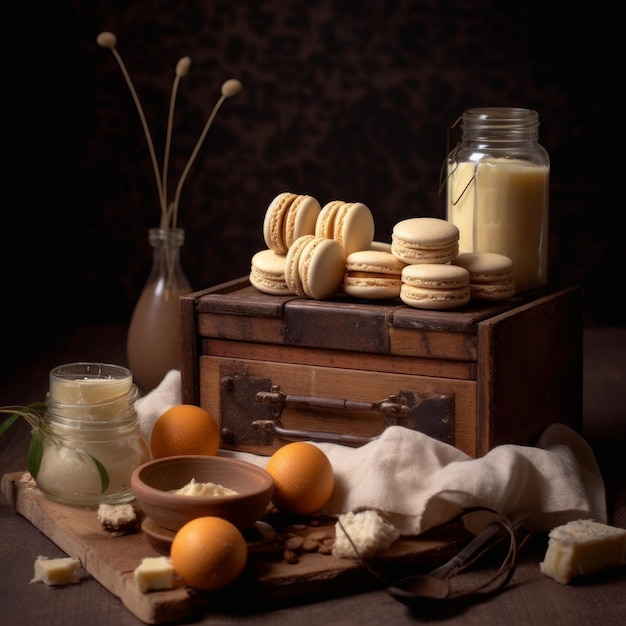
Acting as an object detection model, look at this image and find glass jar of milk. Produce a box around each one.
[445,107,549,293]
[34,363,149,507]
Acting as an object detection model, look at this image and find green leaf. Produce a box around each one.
[88,453,110,493]
[27,430,44,479]
[0,413,20,436]
[0,402,47,438]
[28,401,47,414]
[3,402,111,494]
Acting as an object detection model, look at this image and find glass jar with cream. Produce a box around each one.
[35,362,149,507]
[444,107,550,293]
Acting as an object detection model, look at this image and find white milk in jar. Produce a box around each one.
[445,108,550,293]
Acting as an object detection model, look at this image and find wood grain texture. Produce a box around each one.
[2,472,466,623]
[183,283,583,458]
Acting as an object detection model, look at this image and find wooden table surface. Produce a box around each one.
[1,325,624,626]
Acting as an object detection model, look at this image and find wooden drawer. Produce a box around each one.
[181,278,583,457]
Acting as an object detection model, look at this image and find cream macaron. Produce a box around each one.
[285,235,346,300]
[316,200,375,255]
[391,217,459,265]
[400,263,470,310]
[263,192,321,254]
[343,250,406,300]
[452,252,516,300]
[249,248,290,295]
[284,234,316,296]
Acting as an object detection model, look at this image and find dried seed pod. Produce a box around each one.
[96,31,117,48]
[175,57,191,77]
[221,79,242,97]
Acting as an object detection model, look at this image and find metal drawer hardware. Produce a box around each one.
[256,387,411,420]
[252,420,379,446]
[219,375,454,448]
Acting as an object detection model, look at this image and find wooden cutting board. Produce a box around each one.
[2,471,467,624]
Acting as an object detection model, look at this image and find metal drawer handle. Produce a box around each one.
[256,386,410,420]
[252,419,378,446]
[218,375,454,448]
[251,386,435,447]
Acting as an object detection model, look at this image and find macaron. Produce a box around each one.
[400,263,470,310]
[249,248,290,295]
[316,200,375,255]
[286,235,346,300]
[391,217,459,265]
[263,192,321,254]
[315,200,344,239]
[452,252,516,300]
[343,250,406,300]
[285,234,317,296]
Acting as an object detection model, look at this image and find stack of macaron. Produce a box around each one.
[391,217,470,309]
[250,191,516,308]
[252,192,376,299]
[390,217,516,310]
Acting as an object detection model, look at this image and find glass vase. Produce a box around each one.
[126,228,192,394]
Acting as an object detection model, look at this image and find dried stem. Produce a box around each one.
[97,33,242,231]
[96,31,167,215]
[103,43,166,218]
[171,93,226,228]
[172,79,242,228]
[162,57,191,229]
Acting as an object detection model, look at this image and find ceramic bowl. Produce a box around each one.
[130,455,274,531]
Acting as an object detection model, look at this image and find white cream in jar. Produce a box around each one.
[48,362,135,420]
[35,407,149,506]
[34,362,149,507]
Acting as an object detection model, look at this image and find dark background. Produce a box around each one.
[4,1,623,371]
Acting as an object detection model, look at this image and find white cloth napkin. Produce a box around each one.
[135,369,182,445]
[137,370,607,536]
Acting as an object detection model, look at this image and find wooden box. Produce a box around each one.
[180,279,583,458]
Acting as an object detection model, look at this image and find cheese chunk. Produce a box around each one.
[31,556,80,586]
[540,519,626,584]
[332,509,400,559]
[134,556,174,593]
